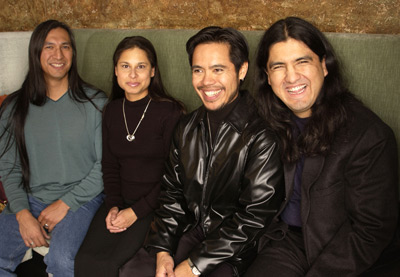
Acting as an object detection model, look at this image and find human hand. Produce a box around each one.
[106,207,126,233]
[16,209,50,248]
[38,199,70,232]
[174,260,196,277]
[156,251,175,277]
[110,207,137,230]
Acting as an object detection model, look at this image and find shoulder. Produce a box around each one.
[346,102,394,139]
[151,100,182,116]
[83,86,108,107]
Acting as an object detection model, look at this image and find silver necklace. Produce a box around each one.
[123,98,151,142]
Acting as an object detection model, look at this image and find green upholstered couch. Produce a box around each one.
[0,28,399,276]
[73,29,400,185]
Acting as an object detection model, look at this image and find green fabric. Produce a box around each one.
[0,88,107,213]
[73,29,400,189]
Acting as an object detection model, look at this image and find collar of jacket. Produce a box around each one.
[190,90,252,134]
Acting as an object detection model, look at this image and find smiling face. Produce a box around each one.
[115,47,155,102]
[40,27,73,87]
[266,38,328,118]
[191,42,248,111]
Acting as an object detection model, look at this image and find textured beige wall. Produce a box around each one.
[0,0,399,34]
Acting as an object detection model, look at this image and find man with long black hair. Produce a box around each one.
[0,20,106,276]
[246,17,398,276]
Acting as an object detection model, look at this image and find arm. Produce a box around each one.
[306,122,399,276]
[102,106,124,211]
[188,132,284,274]
[145,120,193,253]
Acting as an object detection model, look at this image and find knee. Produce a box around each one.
[45,248,75,276]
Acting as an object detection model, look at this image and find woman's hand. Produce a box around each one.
[111,207,137,230]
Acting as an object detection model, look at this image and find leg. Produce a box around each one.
[244,229,308,277]
[0,212,30,276]
[44,193,103,277]
[75,203,153,277]
[119,247,157,277]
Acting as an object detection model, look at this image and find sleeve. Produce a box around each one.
[190,131,285,274]
[0,108,29,214]
[306,122,399,276]
[130,104,182,219]
[60,98,105,211]
[144,120,193,253]
[101,105,124,211]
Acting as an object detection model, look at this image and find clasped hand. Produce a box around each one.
[106,206,137,233]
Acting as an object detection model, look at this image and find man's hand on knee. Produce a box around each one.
[16,209,50,248]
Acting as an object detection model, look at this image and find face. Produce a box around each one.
[191,42,248,111]
[40,27,73,86]
[266,38,328,118]
[115,47,155,102]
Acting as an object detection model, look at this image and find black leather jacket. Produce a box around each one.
[146,92,284,275]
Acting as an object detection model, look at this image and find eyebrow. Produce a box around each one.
[268,55,314,69]
[43,41,71,46]
[191,64,228,70]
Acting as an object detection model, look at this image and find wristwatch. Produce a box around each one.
[187,258,201,276]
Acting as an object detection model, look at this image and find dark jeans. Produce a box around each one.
[119,225,234,276]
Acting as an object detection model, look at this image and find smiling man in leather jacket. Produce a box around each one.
[119,26,284,277]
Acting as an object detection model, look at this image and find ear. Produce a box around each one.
[151,67,155,78]
[265,68,271,86]
[115,66,118,77]
[238,61,249,81]
[322,57,328,77]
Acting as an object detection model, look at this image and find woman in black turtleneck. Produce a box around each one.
[75,36,184,277]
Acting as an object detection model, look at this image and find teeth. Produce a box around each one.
[52,63,64,68]
[204,89,221,97]
[287,85,306,94]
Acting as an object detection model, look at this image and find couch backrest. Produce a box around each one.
[0,29,399,191]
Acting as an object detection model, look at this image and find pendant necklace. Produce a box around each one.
[123,98,151,142]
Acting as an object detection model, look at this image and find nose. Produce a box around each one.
[129,68,137,78]
[285,65,300,83]
[201,71,215,86]
[54,47,64,59]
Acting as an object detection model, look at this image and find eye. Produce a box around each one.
[214,68,224,73]
[121,64,129,69]
[137,64,146,70]
[192,68,203,74]
[271,64,284,71]
[62,45,71,50]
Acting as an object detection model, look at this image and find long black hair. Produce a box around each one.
[110,36,185,112]
[0,19,102,192]
[255,17,358,163]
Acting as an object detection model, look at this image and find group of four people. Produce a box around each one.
[0,16,398,277]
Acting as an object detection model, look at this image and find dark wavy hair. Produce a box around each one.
[186,26,249,74]
[0,19,102,192]
[110,36,185,112]
[255,17,358,163]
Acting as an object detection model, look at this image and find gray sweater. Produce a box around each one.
[0,88,107,213]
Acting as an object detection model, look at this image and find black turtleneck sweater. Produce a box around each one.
[102,96,182,219]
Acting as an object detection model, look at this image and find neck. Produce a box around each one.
[46,77,69,101]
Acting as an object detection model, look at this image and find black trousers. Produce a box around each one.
[119,225,235,276]
[75,203,153,277]
[245,227,308,277]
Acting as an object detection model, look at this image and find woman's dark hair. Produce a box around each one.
[0,19,101,192]
[186,26,249,74]
[255,17,357,163]
[110,36,185,112]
